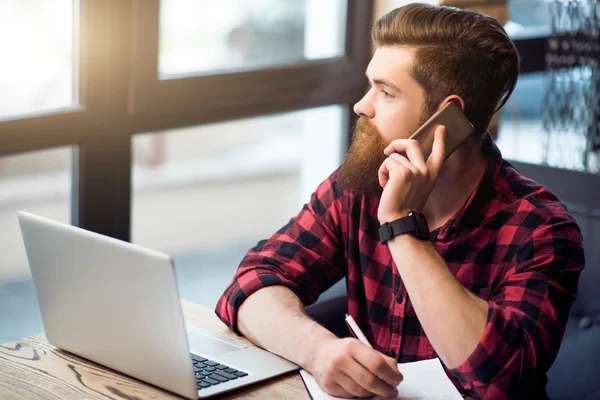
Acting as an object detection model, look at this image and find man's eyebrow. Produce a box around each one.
[365,72,401,93]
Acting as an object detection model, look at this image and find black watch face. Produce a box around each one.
[409,211,430,239]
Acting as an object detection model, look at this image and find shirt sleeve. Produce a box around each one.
[215,170,347,334]
[449,215,585,399]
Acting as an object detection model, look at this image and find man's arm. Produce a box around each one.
[378,129,584,398]
[387,235,488,369]
[215,172,346,332]
[378,128,487,367]
[237,285,336,367]
[237,285,402,398]
[215,172,402,398]
[388,218,584,399]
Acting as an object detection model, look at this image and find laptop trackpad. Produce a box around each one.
[188,332,244,358]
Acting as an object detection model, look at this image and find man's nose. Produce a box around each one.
[353,92,375,118]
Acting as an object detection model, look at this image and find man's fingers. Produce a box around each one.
[379,156,414,188]
[384,137,418,157]
[388,153,418,175]
[427,125,446,179]
[378,158,395,188]
[323,381,355,398]
[339,355,399,398]
[383,139,406,156]
[382,355,403,379]
[403,140,427,172]
[352,345,403,387]
[335,371,374,398]
[385,139,426,173]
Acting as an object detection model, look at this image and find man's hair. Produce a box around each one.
[373,3,520,136]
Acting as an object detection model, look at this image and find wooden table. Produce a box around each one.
[0,300,310,399]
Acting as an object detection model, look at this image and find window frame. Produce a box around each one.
[0,0,373,241]
[128,0,372,132]
[0,0,564,242]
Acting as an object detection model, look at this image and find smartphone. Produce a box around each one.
[409,102,474,160]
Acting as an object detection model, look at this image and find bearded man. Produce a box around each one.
[216,4,585,399]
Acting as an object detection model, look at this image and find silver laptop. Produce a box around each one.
[18,211,299,399]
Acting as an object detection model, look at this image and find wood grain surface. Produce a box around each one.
[0,300,309,399]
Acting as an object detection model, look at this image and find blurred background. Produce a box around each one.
[1,0,598,343]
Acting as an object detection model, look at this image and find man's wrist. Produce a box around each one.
[301,324,338,371]
[387,231,419,246]
[378,210,413,224]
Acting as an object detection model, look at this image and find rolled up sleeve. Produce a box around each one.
[215,170,347,334]
[449,217,585,399]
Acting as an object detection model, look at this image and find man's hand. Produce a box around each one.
[377,126,446,224]
[308,337,402,398]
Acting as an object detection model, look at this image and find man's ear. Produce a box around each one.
[440,95,465,112]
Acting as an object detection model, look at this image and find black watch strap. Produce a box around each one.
[378,211,430,244]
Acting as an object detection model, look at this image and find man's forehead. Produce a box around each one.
[367,46,416,78]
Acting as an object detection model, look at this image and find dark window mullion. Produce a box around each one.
[74,0,134,241]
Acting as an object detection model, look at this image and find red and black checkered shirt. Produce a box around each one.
[216,135,584,399]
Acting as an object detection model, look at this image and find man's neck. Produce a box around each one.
[422,140,487,231]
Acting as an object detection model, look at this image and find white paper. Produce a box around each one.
[300,358,463,400]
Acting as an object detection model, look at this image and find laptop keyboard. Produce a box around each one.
[192,354,248,390]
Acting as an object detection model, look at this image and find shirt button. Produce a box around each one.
[395,294,405,305]
[579,316,592,330]
[386,350,396,358]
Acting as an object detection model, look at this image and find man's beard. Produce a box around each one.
[339,118,389,196]
[339,114,430,196]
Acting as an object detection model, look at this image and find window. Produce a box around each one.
[496,72,546,164]
[499,0,599,172]
[0,0,370,343]
[497,69,598,172]
[0,0,78,120]
[132,105,345,307]
[159,0,347,77]
[505,0,552,39]
[0,147,73,343]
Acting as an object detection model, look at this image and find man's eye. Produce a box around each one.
[381,90,392,98]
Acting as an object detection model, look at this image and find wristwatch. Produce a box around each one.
[378,211,430,244]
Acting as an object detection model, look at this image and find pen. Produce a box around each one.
[345,314,373,348]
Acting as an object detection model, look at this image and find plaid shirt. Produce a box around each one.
[216,135,584,399]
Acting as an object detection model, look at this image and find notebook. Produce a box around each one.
[300,358,463,400]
